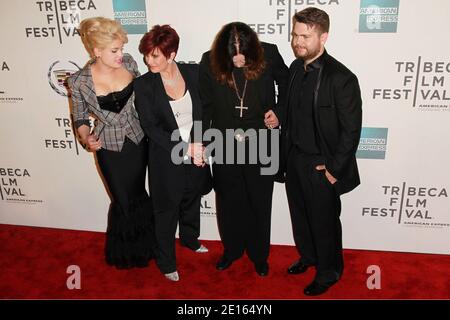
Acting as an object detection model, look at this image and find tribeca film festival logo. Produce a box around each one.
[248,0,340,41]
[0,168,43,204]
[44,117,80,154]
[359,0,399,33]
[0,61,24,104]
[113,0,147,34]
[44,116,97,156]
[373,57,450,111]
[356,127,388,160]
[362,183,449,229]
[25,0,98,44]
[48,60,81,97]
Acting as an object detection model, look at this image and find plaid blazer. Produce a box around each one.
[67,53,144,152]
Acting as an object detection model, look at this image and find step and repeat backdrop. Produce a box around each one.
[1,0,449,254]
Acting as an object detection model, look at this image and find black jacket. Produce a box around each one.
[134,63,211,211]
[279,50,362,195]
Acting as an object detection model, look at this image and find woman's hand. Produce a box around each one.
[84,134,102,152]
[187,143,205,167]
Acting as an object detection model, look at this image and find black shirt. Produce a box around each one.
[231,68,265,130]
[288,55,323,155]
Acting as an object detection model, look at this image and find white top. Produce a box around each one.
[169,90,193,143]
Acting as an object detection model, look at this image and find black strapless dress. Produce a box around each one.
[96,84,155,269]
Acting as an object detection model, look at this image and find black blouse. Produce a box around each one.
[97,82,133,113]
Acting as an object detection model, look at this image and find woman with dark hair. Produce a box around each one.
[134,25,210,282]
[199,22,289,276]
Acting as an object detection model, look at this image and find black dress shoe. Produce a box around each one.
[287,260,311,274]
[216,256,233,271]
[255,262,269,276]
[303,280,337,296]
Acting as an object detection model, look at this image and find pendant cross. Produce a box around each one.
[235,99,248,118]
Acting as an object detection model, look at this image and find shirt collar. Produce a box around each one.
[303,50,326,72]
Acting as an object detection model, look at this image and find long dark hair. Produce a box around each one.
[210,22,266,87]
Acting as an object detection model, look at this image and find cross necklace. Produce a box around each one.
[232,72,248,118]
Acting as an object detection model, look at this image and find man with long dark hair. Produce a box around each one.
[199,22,288,276]
[279,7,362,295]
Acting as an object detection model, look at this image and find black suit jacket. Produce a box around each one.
[199,42,289,131]
[134,63,210,211]
[280,50,362,195]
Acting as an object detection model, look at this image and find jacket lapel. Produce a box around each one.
[79,63,99,109]
[180,65,201,122]
[285,60,303,127]
[152,72,179,131]
[179,64,204,142]
[313,51,331,157]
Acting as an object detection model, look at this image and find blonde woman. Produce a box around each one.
[68,17,154,269]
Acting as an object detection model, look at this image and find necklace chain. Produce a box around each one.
[161,67,180,86]
[232,72,249,118]
[231,72,248,101]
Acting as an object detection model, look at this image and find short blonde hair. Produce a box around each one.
[79,17,128,57]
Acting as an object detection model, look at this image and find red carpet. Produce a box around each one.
[0,224,449,299]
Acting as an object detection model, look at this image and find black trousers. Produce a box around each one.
[154,165,202,274]
[213,163,274,265]
[96,137,155,269]
[285,148,343,284]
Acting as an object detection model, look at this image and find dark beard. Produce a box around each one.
[295,46,321,61]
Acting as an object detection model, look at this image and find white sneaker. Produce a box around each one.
[195,244,209,253]
[164,271,179,282]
